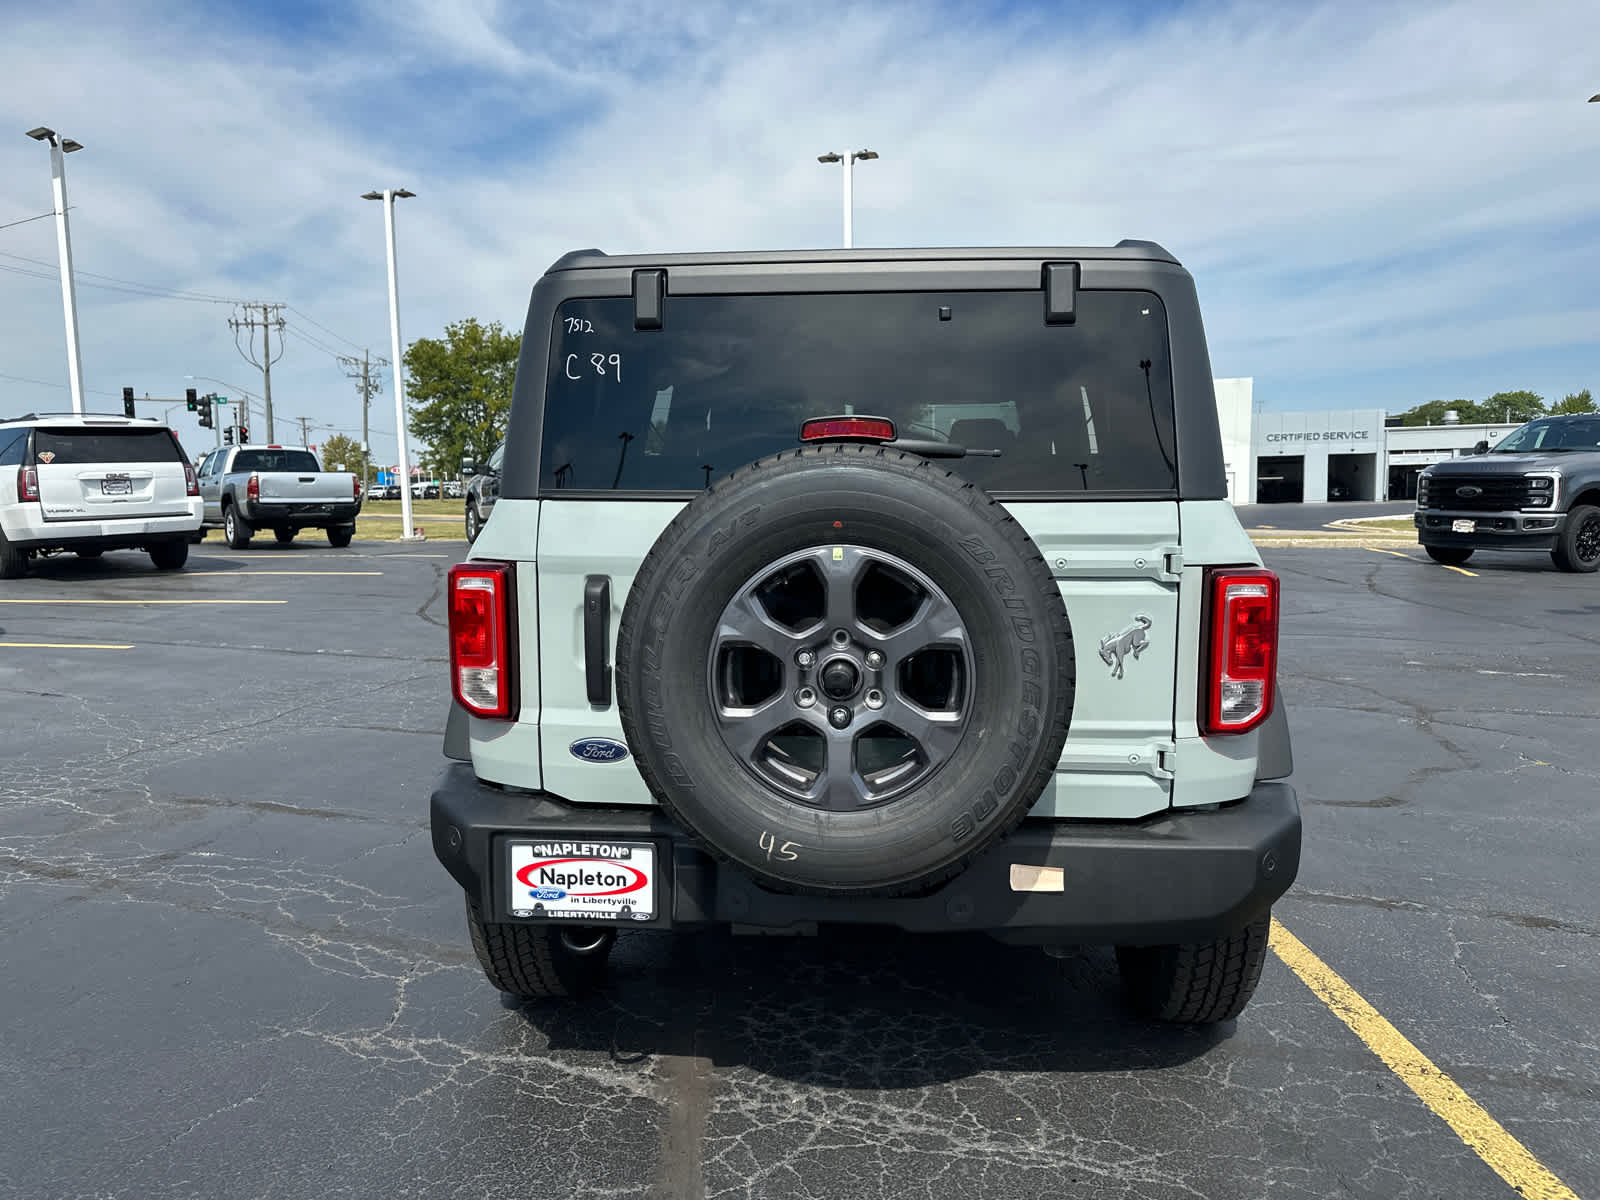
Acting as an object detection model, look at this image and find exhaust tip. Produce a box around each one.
[558,928,615,956]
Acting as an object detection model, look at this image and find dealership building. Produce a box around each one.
[1210,379,1526,504]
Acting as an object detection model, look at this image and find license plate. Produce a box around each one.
[101,477,132,495]
[507,840,656,922]
[1451,519,1476,533]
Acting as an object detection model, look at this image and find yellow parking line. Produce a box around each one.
[182,570,383,576]
[0,599,284,605]
[1367,547,1477,577]
[0,641,131,650]
[1270,920,1577,1200]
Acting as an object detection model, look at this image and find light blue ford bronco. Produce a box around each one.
[432,243,1299,1023]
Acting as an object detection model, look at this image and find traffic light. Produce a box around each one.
[238,425,249,443]
[123,386,136,419]
[223,427,234,446]
[197,395,213,429]
[185,388,197,412]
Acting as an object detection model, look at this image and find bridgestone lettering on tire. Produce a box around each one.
[615,445,1075,897]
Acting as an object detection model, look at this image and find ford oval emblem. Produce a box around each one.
[1456,485,1482,498]
[569,737,629,763]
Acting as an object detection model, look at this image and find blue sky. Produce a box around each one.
[2,0,1598,465]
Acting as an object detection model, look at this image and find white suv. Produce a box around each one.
[0,413,203,578]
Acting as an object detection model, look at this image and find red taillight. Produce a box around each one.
[17,466,39,502]
[800,416,897,443]
[246,473,260,502]
[449,562,517,719]
[184,463,199,496]
[353,476,362,500]
[1203,568,1279,735]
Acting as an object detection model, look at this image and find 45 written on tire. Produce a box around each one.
[615,445,1076,898]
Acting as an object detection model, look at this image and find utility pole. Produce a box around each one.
[229,303,285,442]
[297,415,311,446]
[339,348,388,499]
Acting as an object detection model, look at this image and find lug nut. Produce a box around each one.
[865,650,884,669]
[796,650,816,668]
[865,689,885,710]
[797,688,816,707]
[828,706,851,729]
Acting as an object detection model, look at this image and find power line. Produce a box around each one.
[0,253,246,304]
[229,304,286,442]
[0,212,55,233]
[280,324,348,363]
[0,370,121,398]
[285,305,366,353]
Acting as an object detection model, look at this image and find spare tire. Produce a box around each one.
[616,445,1075,897]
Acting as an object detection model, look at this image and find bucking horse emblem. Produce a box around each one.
[1098,615,1153,680]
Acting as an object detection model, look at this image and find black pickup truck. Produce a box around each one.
[1415,414,1600,572]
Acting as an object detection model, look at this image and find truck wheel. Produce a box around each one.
[465,503,481,543]
[1116,916,1271,1024]
[224,505,253,549]
[0,531,28,580]
[1424,545,1473,566]
[327,525,355,548]
[1551,504,1600,574]
[616,445,1076,898]
[274,528,296,545]
[149,540,189,571]
[464,898,614,999]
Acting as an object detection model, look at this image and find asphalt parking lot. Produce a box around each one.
[1,539,1595,1200]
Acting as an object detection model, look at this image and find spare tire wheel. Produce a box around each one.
[616,445,1075,897]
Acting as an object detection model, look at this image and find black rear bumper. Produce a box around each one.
[241,501,360,526]
[430,763,1301,945]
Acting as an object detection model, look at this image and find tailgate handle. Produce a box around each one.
[584,576,612,706]
[299,476,315,482]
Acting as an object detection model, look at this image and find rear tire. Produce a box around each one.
[1551,504,1600,573]
[1424,545,1473,566]
[327,525,354,548]
[464,898,615,999]
[149,540,189,571]
[224,505,253,549]
[274,528,296,545]
[1116,916,1271,1024]
[0,531,28,580]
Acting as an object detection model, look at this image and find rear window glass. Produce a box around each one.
[231,449,320,473]
[539,290,1177,495]
[34,428,182,465]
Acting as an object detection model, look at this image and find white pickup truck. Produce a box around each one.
[196,444,363,548]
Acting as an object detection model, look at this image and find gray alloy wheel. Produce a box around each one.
[465,502,481,543]
[224,505,252,549]
[710,545,972,813]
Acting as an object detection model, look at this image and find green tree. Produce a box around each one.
[1549,388,1595,415]
[1397,399,1484,426]
[1480,390,1545,424]
[317,433,369,480]
[404,318,520,477]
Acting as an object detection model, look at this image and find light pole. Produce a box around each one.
[817,149,879,249]
[26,127,86,414]
[362,188,420,541]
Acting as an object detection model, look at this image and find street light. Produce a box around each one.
[362,187,420,541]
[26,126,86,414]
[817,149,879,249]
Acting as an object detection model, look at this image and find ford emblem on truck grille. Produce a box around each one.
[1456,486,1482,498]
[570,737,629,763]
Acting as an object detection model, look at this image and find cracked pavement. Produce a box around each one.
[0,542,1594,1198]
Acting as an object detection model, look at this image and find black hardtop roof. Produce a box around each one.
[546,239,1178,273]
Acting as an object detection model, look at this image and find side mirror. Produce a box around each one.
[460,460,478,476]
[1472,440,1490,455]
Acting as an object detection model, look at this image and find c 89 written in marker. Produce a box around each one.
[565,352,622,382]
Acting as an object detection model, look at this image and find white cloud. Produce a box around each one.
[2,0,1598,463]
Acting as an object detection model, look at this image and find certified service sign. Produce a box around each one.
[508,841,656,921]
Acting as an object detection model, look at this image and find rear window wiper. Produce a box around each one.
[888,439,1002,459]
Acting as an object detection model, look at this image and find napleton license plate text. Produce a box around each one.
[507,841,656,921]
